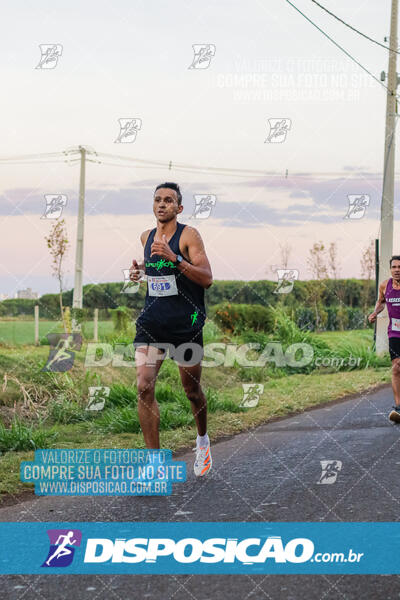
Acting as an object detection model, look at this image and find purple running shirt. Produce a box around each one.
[385,278,400,338]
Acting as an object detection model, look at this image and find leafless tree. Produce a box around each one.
[307,241,328,280]
[361,239,375,281]
[360,239,375,314]
[328,242,341,280]
[45,219,69,334]
[279,241,292,270]
[306,241,328,330]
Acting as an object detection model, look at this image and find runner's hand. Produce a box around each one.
[129,259,143,281]
[150,234,176,261]
[368,312,377,323]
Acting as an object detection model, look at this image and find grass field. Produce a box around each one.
[314,328,374,346]
[0,318,376,346]
[0,319,114,345]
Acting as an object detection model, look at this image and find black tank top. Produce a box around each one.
[136,222,206,336]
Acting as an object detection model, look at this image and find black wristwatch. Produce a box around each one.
[173,254,183,266]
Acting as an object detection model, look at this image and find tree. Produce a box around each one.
[328,242,340,280]
[110,306,133,333]
[327,242,346,329]
[307,241,328,280]
[45,219,69,333]
[360,239,375,316]
[361,239,375,281]
[279,241,292,270]
[306,242,328,331]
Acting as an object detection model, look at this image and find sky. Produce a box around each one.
[0,0,398,297]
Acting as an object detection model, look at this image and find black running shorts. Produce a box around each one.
[133,322,204,365]
[389,337,400,361]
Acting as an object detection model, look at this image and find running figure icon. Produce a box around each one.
[45,531,77,566]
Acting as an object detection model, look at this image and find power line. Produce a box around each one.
[90,157,394,179]
[0,160,79,165]
[97,152,170,168]
[310,0,400,55]
[96,152,278,176]
[98,152,375,177]
[286,0,399,98]
[90,159,279,178]
[95,154,295,177]
[0,151,67,162]
[96,152,396,178]
[0,148,397,178]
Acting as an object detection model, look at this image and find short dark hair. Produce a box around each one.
[154,182,182,206]
[390,256,400,267]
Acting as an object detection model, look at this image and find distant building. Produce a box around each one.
[0,293,9,301]
[16,288,38,300]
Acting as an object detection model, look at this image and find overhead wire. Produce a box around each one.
[310,0,400,54]
[0,151,67,162]
[286,0,399,98]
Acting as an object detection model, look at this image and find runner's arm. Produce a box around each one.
[176,227,213,289]
[368,281,387,322]
[129,230,149,280]
[137,230,150,267]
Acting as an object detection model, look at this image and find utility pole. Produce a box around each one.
[376,0,398,354]
[72,145,86,331]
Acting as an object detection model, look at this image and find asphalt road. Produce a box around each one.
[1,383,400,599]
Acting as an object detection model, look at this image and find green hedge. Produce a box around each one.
[210,302,275,334]
[295,305,371,331]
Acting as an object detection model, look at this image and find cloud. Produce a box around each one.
[0,172,389,228]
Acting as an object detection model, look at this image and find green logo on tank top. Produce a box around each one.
[145,259,176,271]
[190,311,198,326]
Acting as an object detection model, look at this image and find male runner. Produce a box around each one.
[368,255,400,423]
[129,182,213,476]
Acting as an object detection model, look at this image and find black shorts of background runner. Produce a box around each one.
[134,322,204,364]
[389,337,400,361]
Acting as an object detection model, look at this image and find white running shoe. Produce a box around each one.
[194,443,212,477]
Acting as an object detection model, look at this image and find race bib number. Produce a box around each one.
[147,275,178,297]
[392,318,400,331]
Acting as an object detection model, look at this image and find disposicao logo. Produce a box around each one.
[83,536,314,564]
[41,529,82,567]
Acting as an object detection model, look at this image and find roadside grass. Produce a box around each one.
[314,329,374,346]
[0,419,57,453]
[0,367,390,496]
[0,317,393,497]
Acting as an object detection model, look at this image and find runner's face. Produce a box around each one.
[391,260,400,280]
[153,188,182,223]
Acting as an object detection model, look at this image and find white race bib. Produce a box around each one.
[147,275,178,297]
[392,318,400,331]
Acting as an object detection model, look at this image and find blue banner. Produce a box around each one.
[20,449,186,496]
[0,522,398,574]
